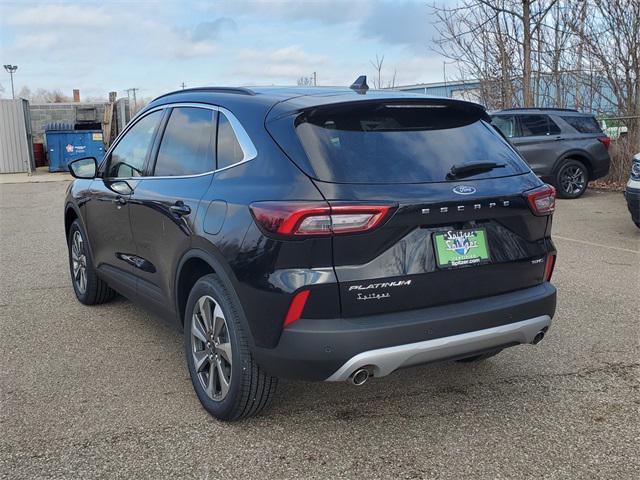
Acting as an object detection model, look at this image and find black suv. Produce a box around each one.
[491,108,611,198]
[64,85,557,420]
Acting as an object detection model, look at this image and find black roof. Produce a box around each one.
[145,86,488,120]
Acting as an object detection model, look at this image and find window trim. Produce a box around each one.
[100,102,258,180]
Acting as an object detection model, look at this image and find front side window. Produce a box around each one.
[107,110,162,178]
[492,115,519,138]
[518,114,558,136]
[154,107,217,176]
[217,113,244,169]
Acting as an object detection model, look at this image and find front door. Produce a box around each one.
[85,109,164,294]
[129,106,217,314]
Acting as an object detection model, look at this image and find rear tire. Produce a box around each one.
[68,219,115,305]
[184,274,277,421]
[555,159,589,199]
[456,348,502,363]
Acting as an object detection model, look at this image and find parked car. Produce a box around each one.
[624,153,640,228]
[64,84,557,421]
[491,108,611,199]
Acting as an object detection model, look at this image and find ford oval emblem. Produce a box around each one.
[452,185,476,195]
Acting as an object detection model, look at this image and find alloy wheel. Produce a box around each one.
[560,165,586,196]
[71,230,87,294]
[191,295,233,401]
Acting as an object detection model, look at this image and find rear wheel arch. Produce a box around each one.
[554,152,593,178]
[174,247,243,330]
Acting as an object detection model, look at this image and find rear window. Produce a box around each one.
[562,115,603,134]
[291,102,528,183]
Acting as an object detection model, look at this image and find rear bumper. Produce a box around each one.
[624,186,640,222]
[253,282,556,381]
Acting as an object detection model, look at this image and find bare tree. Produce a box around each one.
[370,54,385,89]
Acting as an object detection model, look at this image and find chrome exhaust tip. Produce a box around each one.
[349,368,370,386]
[532,331,545,345]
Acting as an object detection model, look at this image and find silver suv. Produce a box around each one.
[491,108,611,198]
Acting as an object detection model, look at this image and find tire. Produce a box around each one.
[456,348,503,363]
[555,159,589,199]
[184,274,277,421]
[68,219,116,305]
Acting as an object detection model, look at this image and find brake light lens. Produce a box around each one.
[249,202,394,236]
[283,289,310,327]
[544,254,556,281]
[525,184,556,216]
[597,136,611,149]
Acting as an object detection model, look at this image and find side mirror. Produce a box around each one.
[68,157,98,179]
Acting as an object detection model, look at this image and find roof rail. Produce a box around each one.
[498,107,579,113]
[151,86,256,102]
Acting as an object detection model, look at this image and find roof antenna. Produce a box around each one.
[349,75,369,94]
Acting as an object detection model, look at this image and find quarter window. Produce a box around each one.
[217,113,244,169]
[107,110,162,178]
[154,107,217,176]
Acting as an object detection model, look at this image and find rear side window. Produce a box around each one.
[290,102,528,184]
[154,107,216,176]
[217,113,244,169]
[562,115,603,134]
[518,114,560,136]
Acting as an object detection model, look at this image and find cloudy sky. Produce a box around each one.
[0,0,453,100]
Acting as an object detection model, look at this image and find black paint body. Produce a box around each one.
[65,87,556,381]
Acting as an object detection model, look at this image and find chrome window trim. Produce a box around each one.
[101,102,258,180]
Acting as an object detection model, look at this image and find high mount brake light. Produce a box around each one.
[249,202,394,236]
[525,184,556,216]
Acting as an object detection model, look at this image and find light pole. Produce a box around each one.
[3,65,18,99]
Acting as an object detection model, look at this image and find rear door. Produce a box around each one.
[269,99,553,317]
[129,106,217,313]
[509,114,562,175]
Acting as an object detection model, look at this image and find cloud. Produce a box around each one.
[233,45,328,81]
[360,1,437,50]
[7,4,113,27]
[188,17,237,42]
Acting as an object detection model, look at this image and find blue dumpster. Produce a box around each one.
[45,123,104,172]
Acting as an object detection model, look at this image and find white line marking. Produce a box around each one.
[554,235,639,254]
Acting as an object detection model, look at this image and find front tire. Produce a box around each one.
[184,274,277,421]
[555,159,589,199]
[68,219,115,305]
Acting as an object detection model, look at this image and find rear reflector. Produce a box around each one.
[283,290,310,328]
[544,254,556,281]
[250,202,393,236]
[597,136,611,149]
[525,184,556,216]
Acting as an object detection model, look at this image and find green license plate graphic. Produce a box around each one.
[433,228,491,268]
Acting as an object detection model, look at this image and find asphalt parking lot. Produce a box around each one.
[1,181,638,479]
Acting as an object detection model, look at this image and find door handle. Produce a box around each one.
[170,201,191,216]
[553,136,564,141]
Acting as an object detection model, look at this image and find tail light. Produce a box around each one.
[544,254,556,281]
[597,136,611,149]
[249,202,394,237]
[525,184,556,216]
[283,289,310,327]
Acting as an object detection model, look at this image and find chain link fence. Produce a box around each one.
[597,116,639,185]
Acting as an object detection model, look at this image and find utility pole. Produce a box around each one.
[180,82,186,89]
[3,65,18,99]
[126,88,140,113]
[312,72,317,86]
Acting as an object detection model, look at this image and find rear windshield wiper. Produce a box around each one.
[447,162,506,180]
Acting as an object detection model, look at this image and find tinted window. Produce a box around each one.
[154,107,216,176]
[107,110,162,177]
[217,113,244,169]
[562,115,602,133]
[518,115,552,136]
[292,102,528,184]
[492,115,519,137]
